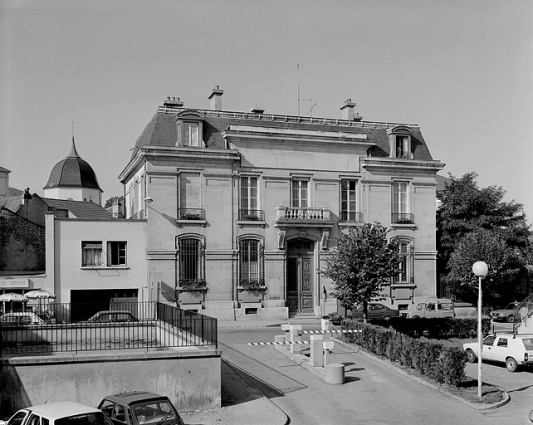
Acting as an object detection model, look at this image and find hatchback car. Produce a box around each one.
[98,391,184,425]
[348,303,400,322]
[463,333,533,372]
[86,310,137,323]
[490,302,521,323]
[0,401,113,425]
[0,312,45,326]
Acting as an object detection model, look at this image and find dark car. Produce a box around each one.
[490,302,521,323]
[348,303,400,322]
[98,391,184,425]
[87,310,138,323]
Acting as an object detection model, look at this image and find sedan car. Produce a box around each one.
[463,333,533,372]
[98,391,184,425]
[348,303,400,322]
[86,310,137,323]
[490,302,521,323]
[0,401,113,425]
[0,312,45,326]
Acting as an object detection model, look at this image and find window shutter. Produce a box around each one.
[180,173,201,208]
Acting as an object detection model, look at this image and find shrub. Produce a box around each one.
[343,318,468,387]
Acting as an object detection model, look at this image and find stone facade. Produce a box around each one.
[119,91,444,320]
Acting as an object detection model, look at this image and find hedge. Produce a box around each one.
[342,319,467,386]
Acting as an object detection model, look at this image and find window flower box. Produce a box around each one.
[238,279,267,302]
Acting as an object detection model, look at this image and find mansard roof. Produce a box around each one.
[130,105,436,162]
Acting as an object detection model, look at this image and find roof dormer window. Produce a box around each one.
[388,126,413,159]
[176,110,204,148]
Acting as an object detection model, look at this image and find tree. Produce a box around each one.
[322,223,400,322]
[445,229,525,305]
[437,172,531,304]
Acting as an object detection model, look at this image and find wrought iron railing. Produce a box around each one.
[238,209,265,221]
[339,212,364,223]
[392,277,415,285]
[391,213,415,225]
[178,208,206,221]
[0,301,217,355]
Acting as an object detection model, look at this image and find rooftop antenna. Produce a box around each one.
[297,64,300,117]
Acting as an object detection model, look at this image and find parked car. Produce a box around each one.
[0,312,45,326]
[463,333,533,372]
[98,391,184,425]
[490,302,521,323]
[401,299,455,319]
[348,303,400,322]
[86,310,137,323]
[0,401,113,425]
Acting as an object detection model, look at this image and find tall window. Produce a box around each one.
[341,180,357,221]
[291,180,308,208]
[239,239,263,282]
[108,242,127,266]
[82,242,102,266]
[241,177,258,212]
[396,239,414,284]
[182,122,199,147]
[179,238,204,282]
[392,182,408,214]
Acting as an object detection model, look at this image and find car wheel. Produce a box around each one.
[506,357,518,372]
[507,314,515,323]
[412,315,420,319]
[465,349,477,363]
[382,315,391,322]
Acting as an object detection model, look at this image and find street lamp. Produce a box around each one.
[144,197,153,219]
[472,261,488,399]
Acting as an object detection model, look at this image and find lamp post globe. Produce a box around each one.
[472,261,488,277]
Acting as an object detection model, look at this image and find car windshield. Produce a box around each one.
[56,412,112,425]
[132,401,177,424]
[504,303,517,310]
[522,338,533,350]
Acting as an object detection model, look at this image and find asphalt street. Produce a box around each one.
[216,323,533,425]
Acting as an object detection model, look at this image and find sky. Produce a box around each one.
[1,0,532,221]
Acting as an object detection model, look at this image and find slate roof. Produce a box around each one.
[45,138,102,191]
[0,196,22,212]
[130,107,437,162]
[41,197,113,220]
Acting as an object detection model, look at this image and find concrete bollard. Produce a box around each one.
[289,325,303,354]
[325,363,345,385]
[310,334,324,367]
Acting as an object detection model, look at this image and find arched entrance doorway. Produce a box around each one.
[287,239,314,314]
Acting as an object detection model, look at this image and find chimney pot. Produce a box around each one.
[251,107,265,114]
[209,86,224,111]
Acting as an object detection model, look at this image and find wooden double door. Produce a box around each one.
[287,239,314,313]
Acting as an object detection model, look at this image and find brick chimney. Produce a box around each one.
[209,86,224,111]
[340,99,356,120]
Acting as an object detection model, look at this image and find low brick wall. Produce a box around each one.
[0,347,221,416]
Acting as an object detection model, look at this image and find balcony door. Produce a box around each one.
[287,239,314,313]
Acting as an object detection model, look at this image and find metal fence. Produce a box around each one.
[0,301,217,355]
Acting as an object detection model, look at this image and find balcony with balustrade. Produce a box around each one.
[274,206,334,228]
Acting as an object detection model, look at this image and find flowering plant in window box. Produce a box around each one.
[238,278,266,292]
[244,214,260,221]
[178,279,208,292]
[396,218,413,224]
[180,212,202,220]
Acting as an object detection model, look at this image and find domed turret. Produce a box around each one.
[44,138,103,204]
